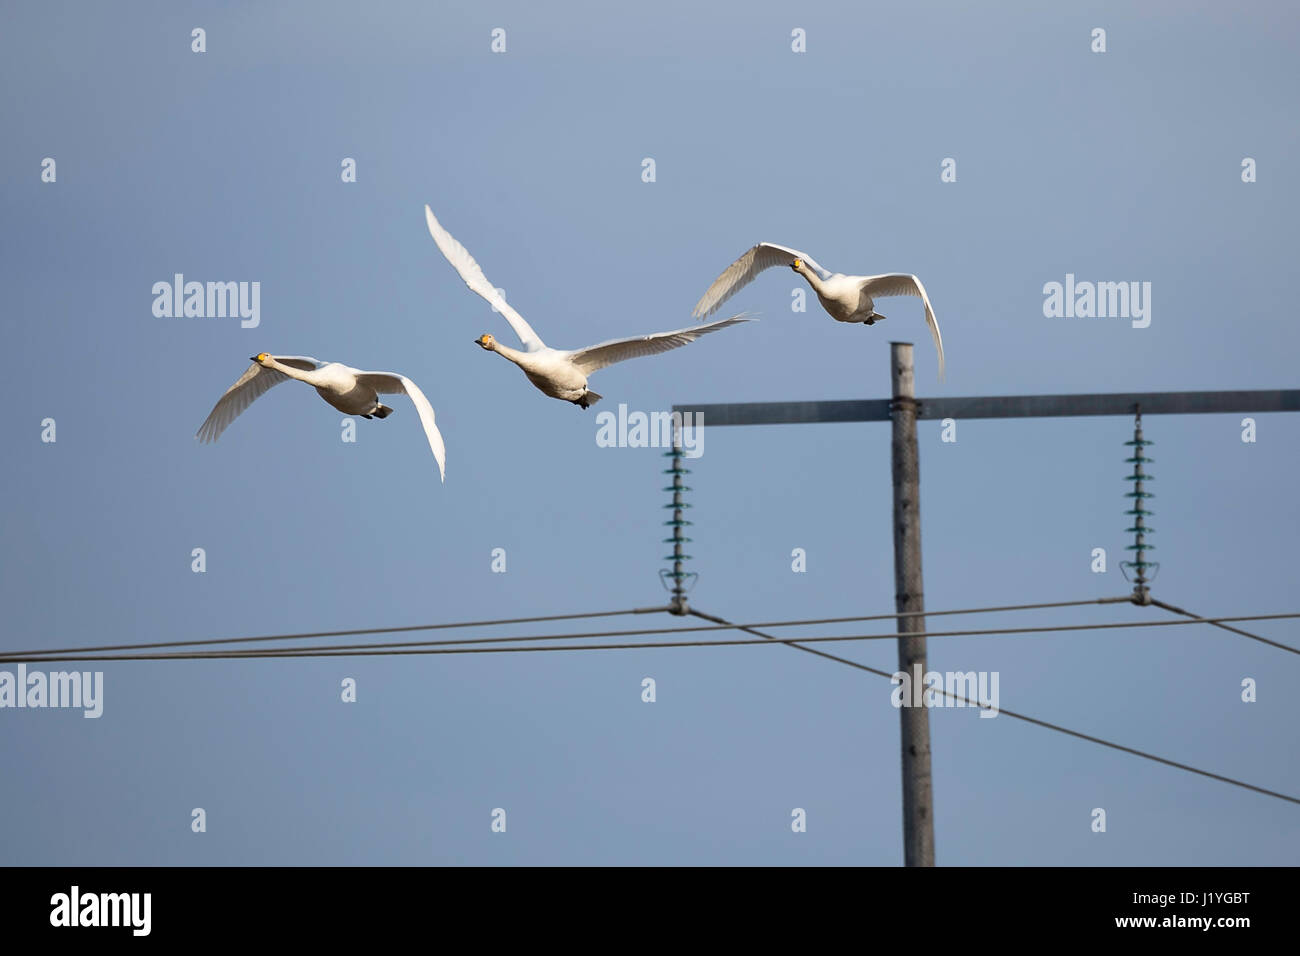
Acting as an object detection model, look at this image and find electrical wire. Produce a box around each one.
[0,606,672,659]
[0,596,1133,661]
[1150,598,1300,655]
[688,607,1300,808]
[4,612,1298,663]
[3,599,1294,806]
[8,598,1138,659]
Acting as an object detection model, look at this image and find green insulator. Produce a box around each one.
[662,486,693,492]
[663,518,694,526]
[664,502,693,509]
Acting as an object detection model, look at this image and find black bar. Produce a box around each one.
[674,389,1300,426]
[0,866,1286,942]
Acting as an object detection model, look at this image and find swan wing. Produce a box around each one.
[568,314,752,375]
[692,242,829,320]
[859,274,945,380]
[356,372,447,482]
[424,205,546,352]
[195,356,322,443]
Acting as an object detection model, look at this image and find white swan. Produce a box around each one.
[693,242,945,379]
[196,354,446,481]
[425,205,751,408]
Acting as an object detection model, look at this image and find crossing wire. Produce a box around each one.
[3,602,1295,806]
[687,607,1300,808]
[0,596,1135,661]
[0,606,671,659]
[3,612,1298,662]
[1150,598,1300,655]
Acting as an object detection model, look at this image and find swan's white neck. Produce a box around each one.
[264,358,316,383]
[490,341,530,365]
[795,262,825,295]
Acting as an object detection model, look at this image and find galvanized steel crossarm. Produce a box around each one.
[673,389,1300,426]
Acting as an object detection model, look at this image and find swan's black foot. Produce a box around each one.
[361,413,373,419]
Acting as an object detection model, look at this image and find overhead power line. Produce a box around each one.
[4,612,1298,663]
[0,606,672,660]
[688,607,883,674]
[687,607,1300,809]
[0,597,1132,660]
[1151,598,1300,655]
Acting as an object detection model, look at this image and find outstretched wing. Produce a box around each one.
[692,242,830,320]
[567,314,753,375]
[859,274,945,380]
[355,372,447,482]
[195,356,322,443]
[424,205,546,352]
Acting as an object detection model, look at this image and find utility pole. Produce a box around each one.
[890,343,935,867]
[671,367,1300,866]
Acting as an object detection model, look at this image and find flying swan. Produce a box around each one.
[196,354,447,481]
[692,242,945,379]
[425,205,750,408]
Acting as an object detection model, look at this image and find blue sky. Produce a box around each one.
[1,0,1297,865]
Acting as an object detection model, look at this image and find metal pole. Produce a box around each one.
[890,342,935,867]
